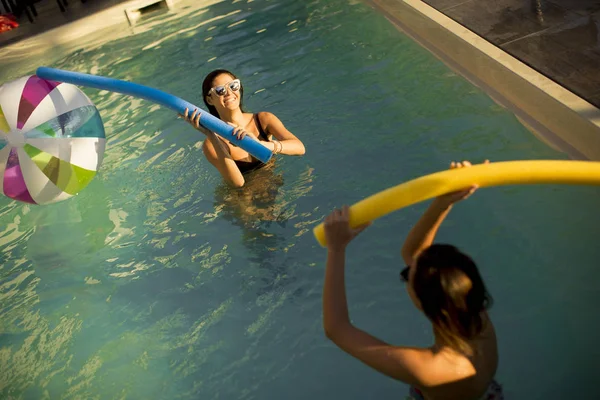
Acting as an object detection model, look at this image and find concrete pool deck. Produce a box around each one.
[0,0,225,62]
[0,0,131,48]
[1,0,599,160]
[423,0,600,110]
[366,0,600,160]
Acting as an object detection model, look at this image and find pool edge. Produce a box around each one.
[364,0,600,161]
[0,0,214,59]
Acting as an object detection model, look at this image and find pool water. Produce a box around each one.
[1,0,599,399]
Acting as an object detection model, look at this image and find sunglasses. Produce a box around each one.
[399,266,410,282]
[208,79,241,97]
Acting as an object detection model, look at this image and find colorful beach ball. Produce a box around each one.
[0,75,105,205]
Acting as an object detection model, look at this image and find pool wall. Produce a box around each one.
[364,0,600,160]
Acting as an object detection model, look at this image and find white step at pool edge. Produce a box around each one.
[124,0,176,26]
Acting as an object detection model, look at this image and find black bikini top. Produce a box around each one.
[226,113,270,174]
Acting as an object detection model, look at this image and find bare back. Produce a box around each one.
[415,313,499,400]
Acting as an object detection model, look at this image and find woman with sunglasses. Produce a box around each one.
[322,160,503,400]
[181,69,305,187]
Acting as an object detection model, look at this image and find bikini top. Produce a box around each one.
[221,113,270,174]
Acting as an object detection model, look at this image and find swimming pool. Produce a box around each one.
[1,0,599,398]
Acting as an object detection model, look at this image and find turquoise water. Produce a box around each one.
[1,0,599,398]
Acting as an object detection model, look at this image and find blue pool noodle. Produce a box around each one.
[35,67,272,164]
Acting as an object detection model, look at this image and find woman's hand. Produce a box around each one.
[226,122,258,141]
[179,108,212,136]
[434,160,490,208]
[324,205,371,252]
[262,141,277,152]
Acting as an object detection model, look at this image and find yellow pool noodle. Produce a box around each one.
[313,160,600,247]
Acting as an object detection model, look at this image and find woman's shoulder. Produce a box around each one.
[242,111,274,124]
[253,112,281,133]
[253,111,277,121]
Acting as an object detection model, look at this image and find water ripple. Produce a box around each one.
[1,0,596,398]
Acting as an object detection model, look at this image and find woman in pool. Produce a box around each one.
[322,160,503,400]
[181,69,305,187]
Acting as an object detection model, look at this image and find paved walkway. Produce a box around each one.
[0,0,132,48]
[423,0,600,108]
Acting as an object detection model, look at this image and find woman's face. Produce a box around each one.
[206,73,241,113]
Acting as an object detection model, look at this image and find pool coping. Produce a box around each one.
[365,0,600,161]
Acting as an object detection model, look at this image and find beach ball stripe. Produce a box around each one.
[26,105,105,139]
[3,147,36,204]
[22,81,103,133]
[0,105,9,134]
[17,76,61,129]
[23,143,96,194]
[0,75,106,205]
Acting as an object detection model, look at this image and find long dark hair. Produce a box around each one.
[201,69,245,118]
[412,244,493,356]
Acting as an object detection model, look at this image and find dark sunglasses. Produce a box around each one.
[208,79,241,97]
[400,266,410,282]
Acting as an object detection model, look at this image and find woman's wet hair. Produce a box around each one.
[412,244,493,356]
[202,69,245,118]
